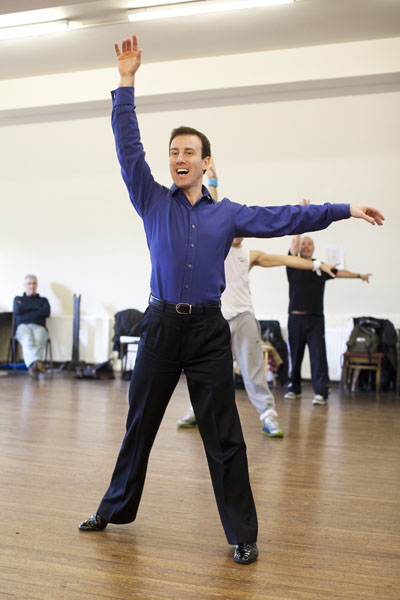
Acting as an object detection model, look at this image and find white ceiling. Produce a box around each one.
[1,0,400,80]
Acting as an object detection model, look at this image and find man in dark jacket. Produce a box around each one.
[13,274,50,380]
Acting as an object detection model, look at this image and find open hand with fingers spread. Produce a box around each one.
[114,34,142,86]
[350,205,384,226]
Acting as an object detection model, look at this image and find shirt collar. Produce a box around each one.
[170,183,215,204]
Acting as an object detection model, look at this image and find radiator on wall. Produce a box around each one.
[324,327,352,381]
[47,316,112,363]
[281,321,353,382]
[47,313,398,374]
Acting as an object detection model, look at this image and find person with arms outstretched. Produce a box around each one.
[78,34,384,565]
[285,201,374,405]
[178,173,337,437]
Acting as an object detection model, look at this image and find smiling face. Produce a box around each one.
[169,134,210,192]
[299,236,315,259]
[24,276,38,296]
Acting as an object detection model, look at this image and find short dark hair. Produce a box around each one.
[169,126,211,159]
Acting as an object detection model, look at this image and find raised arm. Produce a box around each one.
[289,235,300,256]
[114,34,142,87]
[112,34,160,218]
[207,157,218,202]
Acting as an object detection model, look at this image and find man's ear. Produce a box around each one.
[202,156,211,174]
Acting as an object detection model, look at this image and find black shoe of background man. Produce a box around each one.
[233,542,258,564]
[78,513,108,531]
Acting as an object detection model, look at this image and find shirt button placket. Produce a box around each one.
[183,213,197,302]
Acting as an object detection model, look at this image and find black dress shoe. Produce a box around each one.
[233,542,258,564]
[78,513,108,531]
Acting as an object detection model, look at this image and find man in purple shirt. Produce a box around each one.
[78,34,384,565]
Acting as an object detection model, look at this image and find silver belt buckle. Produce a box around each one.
[176,303,192,315]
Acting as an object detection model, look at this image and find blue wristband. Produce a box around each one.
[208,178,218,187]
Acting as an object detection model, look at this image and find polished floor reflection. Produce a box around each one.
[0,372,399,599]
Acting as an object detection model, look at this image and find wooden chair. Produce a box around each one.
[342,351,384,395]
[262,341,280,387]
[120,335,140,377]
[113,309,143,377]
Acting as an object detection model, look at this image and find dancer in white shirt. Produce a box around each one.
[178,167,336,436]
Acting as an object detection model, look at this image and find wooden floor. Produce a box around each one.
[0,372,399,600]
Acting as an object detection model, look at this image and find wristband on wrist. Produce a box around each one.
[208,178,218,187]
[312,259,322,276]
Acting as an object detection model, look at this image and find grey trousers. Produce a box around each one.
[229,312,276,415]
[15,323,48,368]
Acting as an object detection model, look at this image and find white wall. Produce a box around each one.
[1,39,399,362]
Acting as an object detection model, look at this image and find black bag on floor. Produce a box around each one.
[75,361,115,380]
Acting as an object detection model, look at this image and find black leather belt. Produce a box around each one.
[149,294,220,315]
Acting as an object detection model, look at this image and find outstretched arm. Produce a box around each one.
[289,200,310,255]
[336,270,372,283]
[250,250,336,276]
[114,34,142,87]
[207,158,218,202]
[350,205,384,226]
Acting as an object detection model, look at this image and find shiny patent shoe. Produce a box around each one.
[78,513,108,531]
[233,542,258,564]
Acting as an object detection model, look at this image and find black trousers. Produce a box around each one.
[287,313,329,398]
[98,304,258,545]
